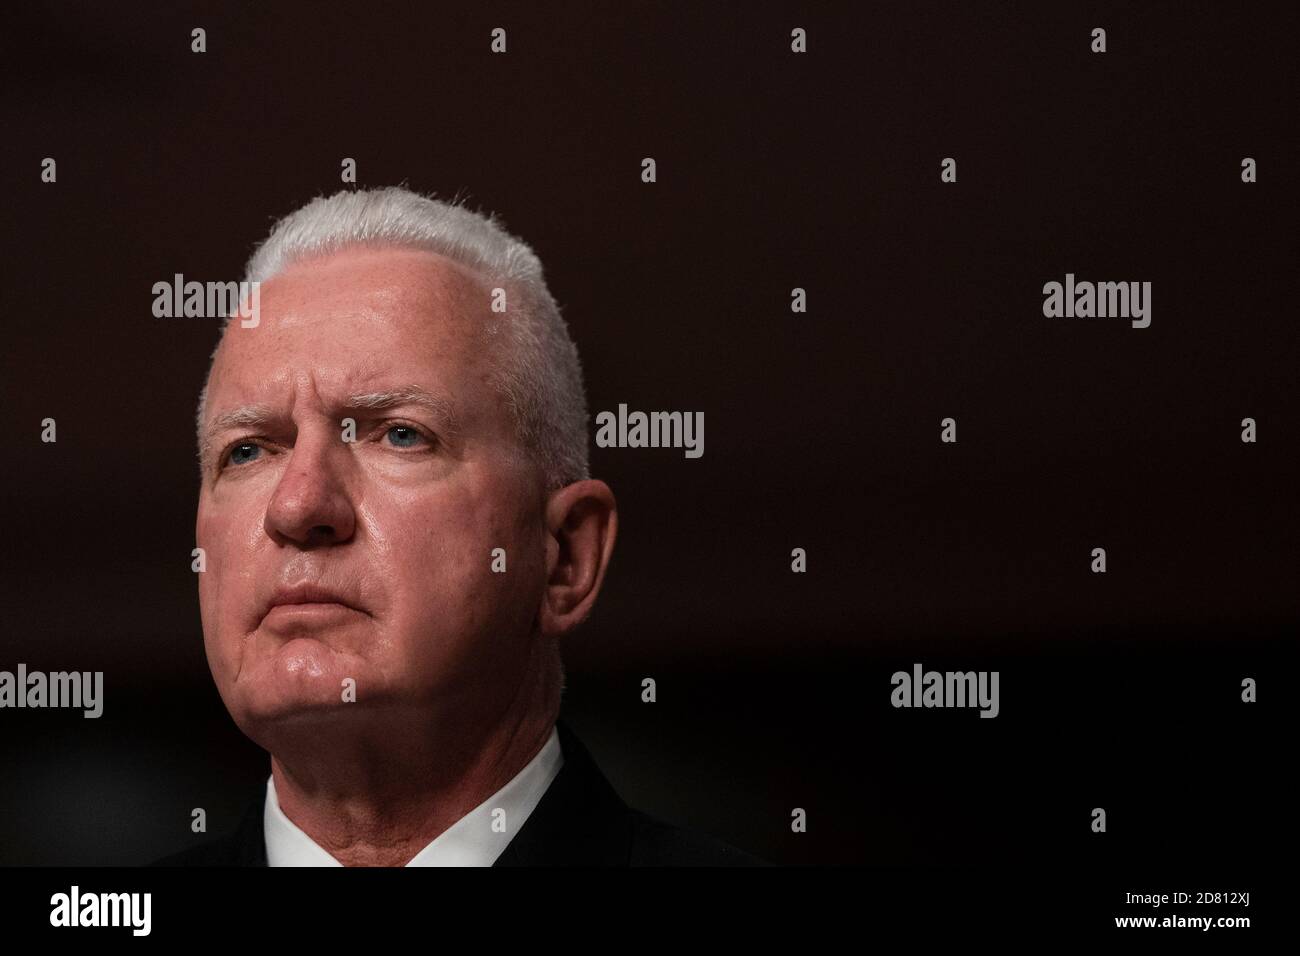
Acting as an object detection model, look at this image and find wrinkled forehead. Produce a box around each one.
[205,246,510,421]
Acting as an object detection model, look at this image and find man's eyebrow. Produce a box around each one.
[344,386,459,432]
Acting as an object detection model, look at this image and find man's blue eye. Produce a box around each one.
[386,426,423,448]
[221,428,424,469]
[228,443,261,466]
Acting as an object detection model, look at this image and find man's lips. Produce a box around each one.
[262,602,364,632]
[261,583,368,624]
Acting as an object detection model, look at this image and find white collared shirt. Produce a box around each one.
[264,725,563,866]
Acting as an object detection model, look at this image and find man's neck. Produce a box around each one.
[267,694,558,867]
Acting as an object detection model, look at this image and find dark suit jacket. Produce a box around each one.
[150,719,767,866]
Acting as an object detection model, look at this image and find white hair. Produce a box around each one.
[196,186,590,491]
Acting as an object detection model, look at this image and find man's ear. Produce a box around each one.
[538,479,617,639]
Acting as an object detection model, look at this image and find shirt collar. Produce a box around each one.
[264,724,563,866]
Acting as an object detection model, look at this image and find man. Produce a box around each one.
[152,187,762,866]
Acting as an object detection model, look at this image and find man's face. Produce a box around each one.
[196,247,548,742]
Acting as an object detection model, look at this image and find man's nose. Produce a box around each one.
[263,428,357,546]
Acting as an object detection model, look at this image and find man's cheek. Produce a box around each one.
[410,505,494,576]
[423,559,508,654]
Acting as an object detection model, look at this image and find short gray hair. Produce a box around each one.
[196,186,590,491]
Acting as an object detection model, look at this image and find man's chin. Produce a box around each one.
[228,686,384,752]
[227,638,382,728]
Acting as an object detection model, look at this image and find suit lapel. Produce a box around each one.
[233,778,269,866]
[493,719,633,866]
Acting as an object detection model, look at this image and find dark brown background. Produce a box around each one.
[0,1,1293,866]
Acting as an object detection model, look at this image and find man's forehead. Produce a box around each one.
[215,248,496,373]
[206,357,459,418]
[219,244,495,354]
